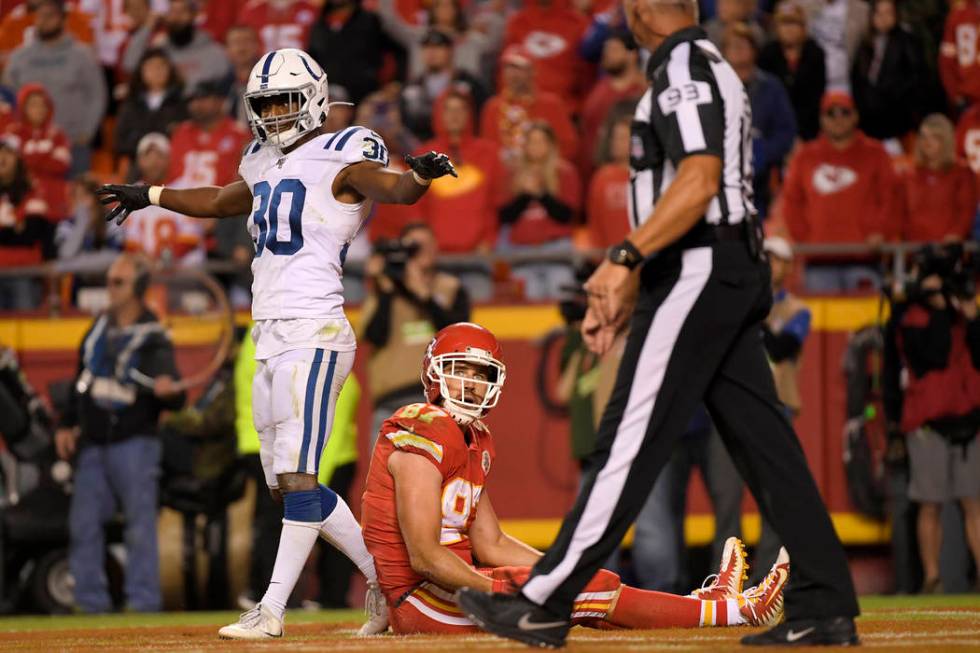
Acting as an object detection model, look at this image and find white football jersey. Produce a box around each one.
[239,125,389,330]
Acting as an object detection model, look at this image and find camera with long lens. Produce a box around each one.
[374,238,421,280]
[907,243,977,303]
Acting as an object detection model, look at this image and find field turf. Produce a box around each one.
[0,595,977,651]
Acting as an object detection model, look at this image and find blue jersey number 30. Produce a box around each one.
[251,179,305,256]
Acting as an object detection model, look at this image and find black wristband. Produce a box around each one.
[607,240,644,270]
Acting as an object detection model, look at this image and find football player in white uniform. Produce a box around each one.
[96,48,457,639]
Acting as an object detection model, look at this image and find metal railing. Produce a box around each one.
[0,241,974,316]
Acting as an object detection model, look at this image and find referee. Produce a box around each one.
[457,0,859,647]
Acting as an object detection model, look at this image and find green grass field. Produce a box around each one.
[0,595,976,651]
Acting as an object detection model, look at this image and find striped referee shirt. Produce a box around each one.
[629,26,755,230]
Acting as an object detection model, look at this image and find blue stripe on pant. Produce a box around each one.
[313,351,339,472]
[298,348,325,472]
[68,436,162,612]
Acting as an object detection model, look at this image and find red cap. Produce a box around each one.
[500,45,533,69]
[820,90,855,112]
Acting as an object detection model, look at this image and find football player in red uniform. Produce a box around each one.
[361,323,790,635]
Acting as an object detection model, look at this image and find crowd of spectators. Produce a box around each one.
[0,0,978,308]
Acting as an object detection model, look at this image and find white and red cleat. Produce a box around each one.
[739,547,790,627]
[689,536,749,601]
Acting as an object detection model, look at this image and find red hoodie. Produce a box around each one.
[5,84,70,222]
[503,0,592,110]
[781,132,899,245]
[414,95,507,253]
[898,163,977,242]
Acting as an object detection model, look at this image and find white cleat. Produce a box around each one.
[218,603,284,639]
[356,580,390,636]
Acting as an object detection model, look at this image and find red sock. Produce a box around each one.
[606,585,732,629]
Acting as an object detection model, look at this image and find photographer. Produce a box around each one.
[896,245,980,593]
[54,253,185,613]
[360,222,470,440]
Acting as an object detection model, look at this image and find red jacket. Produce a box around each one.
[503,0,592,110]
[898,305,980,433]
[5,84,70,222]
[586,163,630,248]
[479,90,578,162]
[940,0,980,104]
[898,164,977,242]
[415,95,507,253]
[168,117,250,188]
[782,132,899,244]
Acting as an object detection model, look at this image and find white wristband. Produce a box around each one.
[148,185,164,206]
[411,170,431,187]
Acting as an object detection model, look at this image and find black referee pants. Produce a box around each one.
[521,241,859,621]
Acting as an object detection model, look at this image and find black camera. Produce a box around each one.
[908,243,977,302]
[374,238,421,279]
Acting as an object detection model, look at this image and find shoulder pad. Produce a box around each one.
[317,125,389,167]
[385,403,461,464]
[241,140,262,158]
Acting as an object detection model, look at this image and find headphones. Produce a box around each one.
[131,256,151,299]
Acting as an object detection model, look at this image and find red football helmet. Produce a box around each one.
[421,322,506,424]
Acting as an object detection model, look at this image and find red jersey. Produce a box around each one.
[586,163,630,249]
[956,102,980,175]
[781,132,899,244]
[940,0,980,104]
[361,403,496,603]
[503,0,591,109]
[168,117,250,188]
[123,204,206,265]
[239,0,317,52]
[897,164,977,242]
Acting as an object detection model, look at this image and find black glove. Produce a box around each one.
[404,151,458,181]
[95,184,152,226]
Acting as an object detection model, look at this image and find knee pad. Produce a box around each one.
[319,484,338,519]
[282,489,321,523]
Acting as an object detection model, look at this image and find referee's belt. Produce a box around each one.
[673,221,748,250]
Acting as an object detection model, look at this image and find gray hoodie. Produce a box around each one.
[3,35,107,145]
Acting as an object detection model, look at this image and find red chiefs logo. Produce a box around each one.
[482,450,491,475]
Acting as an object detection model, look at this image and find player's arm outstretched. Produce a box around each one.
[336,151,457,206]
[468,494,542,568]
[96,180,254,225]
[388,450,494,592]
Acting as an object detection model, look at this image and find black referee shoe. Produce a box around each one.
[741,617,859,646]
[455,587,569,648]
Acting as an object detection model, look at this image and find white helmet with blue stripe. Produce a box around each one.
[244,48,331,149]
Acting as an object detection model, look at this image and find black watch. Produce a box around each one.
[607,240,644,270]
